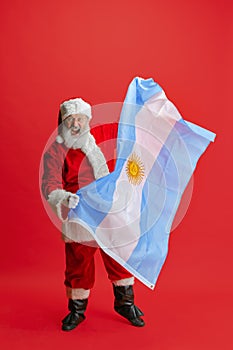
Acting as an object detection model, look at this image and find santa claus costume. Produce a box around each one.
[42,98,145,331]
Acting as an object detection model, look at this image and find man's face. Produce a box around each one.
[63,113,89,136]
[61,113,90,149]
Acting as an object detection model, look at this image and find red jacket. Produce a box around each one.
[42,123,118,199]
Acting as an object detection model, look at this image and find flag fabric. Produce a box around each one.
[68,77,216,289]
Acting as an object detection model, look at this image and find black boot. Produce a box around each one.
[113,285,145,327]
[62,298,88,331]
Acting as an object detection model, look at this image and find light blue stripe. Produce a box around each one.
[184,120,216,142]
[124,77,162,105]
[116,77,162,165]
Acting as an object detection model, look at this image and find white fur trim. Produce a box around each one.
[62,221,95,243]
[47,189,71,222]
[81,133,109,179]
[112,277,135,286]
[61,233,74,243]
[60,98,92,119]
[66,287,90,300]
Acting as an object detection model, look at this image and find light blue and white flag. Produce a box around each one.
[68,77,216,289]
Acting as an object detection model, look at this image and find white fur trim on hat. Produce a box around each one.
[60,98,92,119]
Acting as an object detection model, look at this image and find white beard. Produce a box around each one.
[61,124,90,149]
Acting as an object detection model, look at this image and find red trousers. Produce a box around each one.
[64,242,133,290]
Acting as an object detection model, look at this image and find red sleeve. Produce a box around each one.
[41,142,65,199]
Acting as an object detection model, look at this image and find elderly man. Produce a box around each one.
[42,98,145,331]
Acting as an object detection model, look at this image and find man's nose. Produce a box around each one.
[73,118,79,127]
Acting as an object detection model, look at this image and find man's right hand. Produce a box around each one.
[64,193,80,209]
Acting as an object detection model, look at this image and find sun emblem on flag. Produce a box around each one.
[126,152,145,185]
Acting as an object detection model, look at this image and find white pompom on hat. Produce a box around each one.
[60,98,92,119]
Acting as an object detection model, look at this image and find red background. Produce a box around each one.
[0,0,232,349]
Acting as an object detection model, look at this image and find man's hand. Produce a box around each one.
[62,191,79,209]
[67,194,79,209]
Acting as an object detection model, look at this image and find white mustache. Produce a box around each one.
[71,127,81,134]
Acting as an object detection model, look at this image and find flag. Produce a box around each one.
[68,77,216,289]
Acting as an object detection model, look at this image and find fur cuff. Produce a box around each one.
[47,189,70,222]
[81,133,109,179]
[61,233,74,243]
[112,277,135,286]
[66,287,90,300]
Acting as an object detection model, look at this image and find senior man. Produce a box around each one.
[42,98,145,331]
